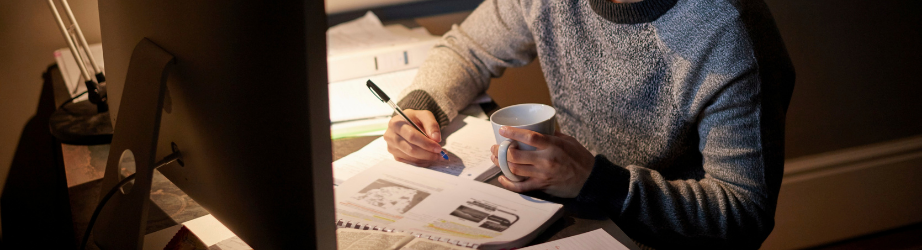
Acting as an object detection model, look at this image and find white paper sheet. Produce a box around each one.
[328,68,418,123]
[327,11,417,56]
[519,229,629,250]
[333,115,500,185]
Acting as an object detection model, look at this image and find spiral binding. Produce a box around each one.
[336,219,480,249]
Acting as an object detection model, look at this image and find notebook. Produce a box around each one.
[333,115,502,185]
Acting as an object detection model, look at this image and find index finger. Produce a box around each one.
[499,126,551,149]
[397,120,443,153]
[409,110,441,142]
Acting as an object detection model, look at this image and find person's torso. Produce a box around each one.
[519,0,757,177]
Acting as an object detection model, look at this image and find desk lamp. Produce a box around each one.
[46,0,113,145]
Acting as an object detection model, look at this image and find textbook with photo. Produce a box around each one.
[335,162,564,250]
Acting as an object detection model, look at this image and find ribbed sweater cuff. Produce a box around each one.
[396,90,450,128]
[588,0,678,24]
[574,155,631,217]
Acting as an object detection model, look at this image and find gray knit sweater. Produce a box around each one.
[396,0,795,248]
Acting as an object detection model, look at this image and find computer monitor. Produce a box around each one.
[93,1,335,249]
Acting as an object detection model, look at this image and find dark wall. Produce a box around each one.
[0,0,103,238]
[765,0,922,158]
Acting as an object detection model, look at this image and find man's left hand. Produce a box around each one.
[490,126,595,198]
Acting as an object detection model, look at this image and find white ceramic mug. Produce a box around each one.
[490,104,556,182]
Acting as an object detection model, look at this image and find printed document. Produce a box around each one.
[519,229,629,250]
[333,115,500,185]
[328,68,418,123]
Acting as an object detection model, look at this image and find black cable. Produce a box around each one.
[59,91,88,109]
[79,172,136,250]
[58,91,109,110]
[79,151,182,250]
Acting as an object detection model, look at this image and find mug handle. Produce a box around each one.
[498,139,526,182]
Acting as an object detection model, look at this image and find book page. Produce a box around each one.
[333,115,500,185]
[518,229,629,250]
[399,237,469,250]
[338,228,415,250]
[335,162,563,250]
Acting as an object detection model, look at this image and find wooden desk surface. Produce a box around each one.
[64,135,638,249]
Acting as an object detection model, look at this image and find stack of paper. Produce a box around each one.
[326,11,442,138]
[328,68,419,124]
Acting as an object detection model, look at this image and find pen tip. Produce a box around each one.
[441,151,449,160]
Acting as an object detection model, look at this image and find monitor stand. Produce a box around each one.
[92,38,175,250]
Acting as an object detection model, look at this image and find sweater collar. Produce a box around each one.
[587,0,678,24]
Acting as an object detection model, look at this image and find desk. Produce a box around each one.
[331,136,640,249]
[64,134,638,249]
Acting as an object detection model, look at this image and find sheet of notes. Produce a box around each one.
[519,229,629,250]
[333,115,499,185]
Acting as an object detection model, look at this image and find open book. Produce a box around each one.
[337,228,471,250]
[335,162,564,250]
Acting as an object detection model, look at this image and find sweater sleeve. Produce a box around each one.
[396,0,537,125]
[574,65,788,249]
[574,72,769,248]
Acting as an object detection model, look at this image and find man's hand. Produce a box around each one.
[490,126,595,198]
[383,109,444,167]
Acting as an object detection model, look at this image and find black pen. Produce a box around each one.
[366,80,448,160]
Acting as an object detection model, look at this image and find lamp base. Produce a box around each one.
[49,100,113,145]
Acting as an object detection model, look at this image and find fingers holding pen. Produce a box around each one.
[413,110,442,142]
[388,113,442,153]
[383,109,445,166]
[398,122,443,153]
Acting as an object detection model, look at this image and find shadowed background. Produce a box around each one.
[1,0,919,248]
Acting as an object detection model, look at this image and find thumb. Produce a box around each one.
[414,110,441,142]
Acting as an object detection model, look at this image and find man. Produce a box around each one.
[382,0,795,248]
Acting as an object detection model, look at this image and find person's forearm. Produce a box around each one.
[396,45,491,125]
[574,157,778,249]
[396,0,537,124]
[397,89,450,128]
[574,155,631,216]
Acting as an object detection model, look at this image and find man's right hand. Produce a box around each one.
[383,109,444,167]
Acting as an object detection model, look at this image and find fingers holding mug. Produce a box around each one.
[490,103,556,184]
[491,153,539,176]
[496,139,528,182]
[499,126,552,150]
